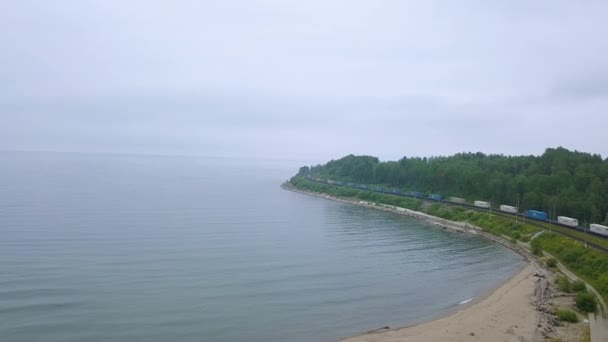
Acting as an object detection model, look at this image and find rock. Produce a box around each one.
[470,332,475,336]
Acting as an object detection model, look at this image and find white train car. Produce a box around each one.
[327,179,336,185]
[590,224,608,237]
[500,205,518,214]
[474,200,490,208]
[557,216,579,227]
[448,197,466,204]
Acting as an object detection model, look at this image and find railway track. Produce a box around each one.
[436,200,608,254]
[465,205,608,254]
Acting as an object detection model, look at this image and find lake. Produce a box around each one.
[0,151,525,342]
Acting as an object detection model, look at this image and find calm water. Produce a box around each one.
[0,152,525,342]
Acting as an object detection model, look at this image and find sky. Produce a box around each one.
[1,0,607,164]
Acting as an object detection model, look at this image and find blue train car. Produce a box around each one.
[374,186,384,193]
[391,188,404,195]
[358,184,369,190]
[336,181,344,186]
[428,194,443,201]
[408,191,423,198]
[347,182,356,187]
[526,210,548,221]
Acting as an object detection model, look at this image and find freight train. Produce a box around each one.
[302,175,608,237]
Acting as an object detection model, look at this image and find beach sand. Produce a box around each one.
[341,263,543,342]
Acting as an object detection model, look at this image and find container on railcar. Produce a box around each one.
[590,224,608,237]
[499,205,518,214]
[474,200,491,208]
[448,197,466,204]
[428,194,443,201]
[526,210,549,221]
[557,216,579,227]
[408,191,423,198]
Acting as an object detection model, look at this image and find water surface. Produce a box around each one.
[0,152,525,342]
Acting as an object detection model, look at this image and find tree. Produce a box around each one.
[298,147,608,224]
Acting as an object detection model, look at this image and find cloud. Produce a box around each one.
[0,0,607,162]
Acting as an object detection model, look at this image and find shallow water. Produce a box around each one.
[0,151,525,342]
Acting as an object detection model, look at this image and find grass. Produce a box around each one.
[536,232,608,303]
[520,217,608,250]
[556,309,579,323]
[557,276,572,293]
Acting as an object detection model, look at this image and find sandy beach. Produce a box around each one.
[341,263,544,342]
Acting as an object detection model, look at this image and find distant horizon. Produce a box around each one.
[3,145,604,166]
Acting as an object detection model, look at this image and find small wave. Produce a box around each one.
[458,298,473,305]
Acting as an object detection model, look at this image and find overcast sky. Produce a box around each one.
[1,1,607,164]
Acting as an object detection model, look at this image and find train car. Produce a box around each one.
[590,224,608,237]
[428,194,443,201]
[526,210,549,221]
[500,205,518,214]
[374,186,384,193]
[335,181,344,186]
[327,179,336,185]
[557,216,579,227]
[391,188,404,195]
[448,197,466,204]
[408,191,423,198]
[474,200,490,208]
[347,182,356,187]
[358,184,369,190]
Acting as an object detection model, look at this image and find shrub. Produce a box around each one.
[546,258,557,268]
[557,276,572,293]
[572,280,587,292]
[556,309,579,323]
[576,291,597,313]
[530,238,542,256]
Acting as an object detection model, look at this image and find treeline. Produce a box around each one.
[296,147,608,225]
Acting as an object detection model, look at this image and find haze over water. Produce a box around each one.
[0,151,525,342]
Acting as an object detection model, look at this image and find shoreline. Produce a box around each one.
[345,260,529,334]
[341,263,545,342]
[282,183,552,341]
[281,183,532,261]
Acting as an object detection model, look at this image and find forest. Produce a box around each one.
[296,147,608,225]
